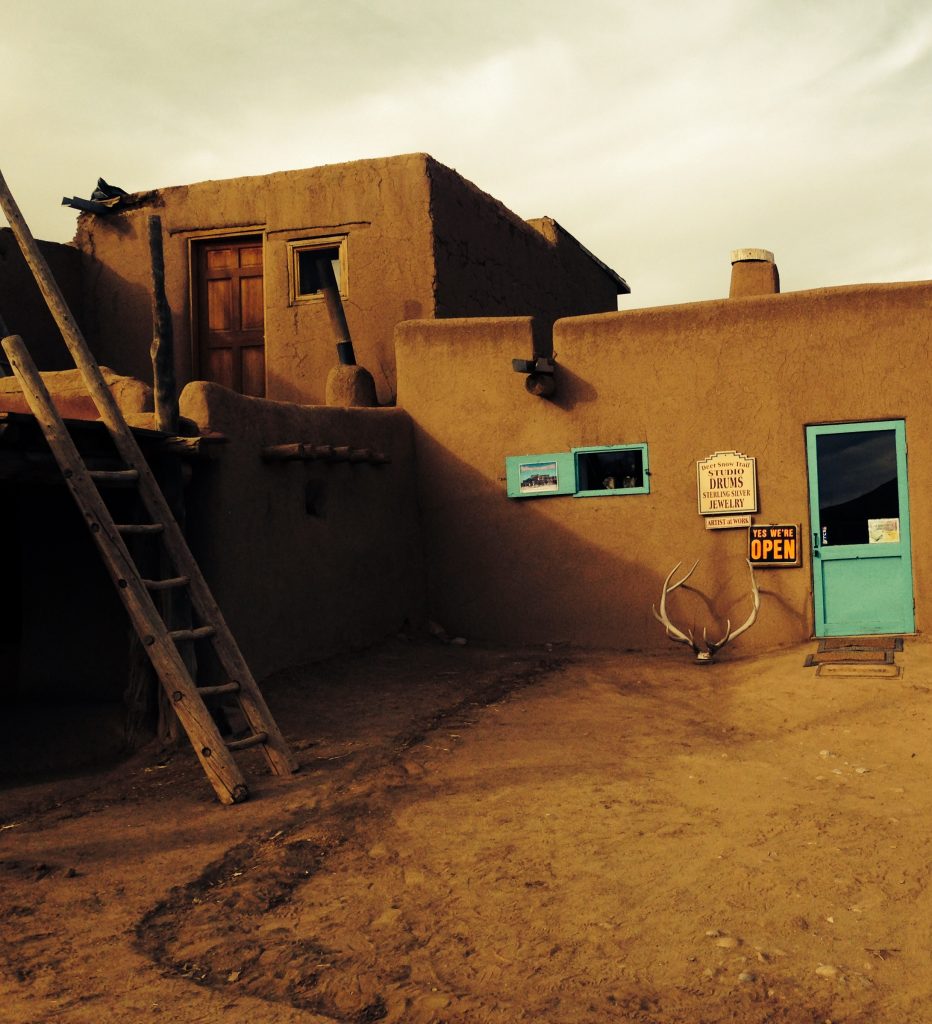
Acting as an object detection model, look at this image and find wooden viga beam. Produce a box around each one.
[261,443,390,465]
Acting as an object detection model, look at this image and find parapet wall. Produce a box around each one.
[0,229,84,369]
[427,159,621,350]
[396,282,932,653]
[179,383,426,677]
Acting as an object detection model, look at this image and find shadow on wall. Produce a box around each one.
[548,363,599,412]
[0,230,86,371]
[178,384,427,678]
[79,248,162,383]
[413,434,804,654]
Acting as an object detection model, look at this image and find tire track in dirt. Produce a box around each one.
[134,656,567,1023]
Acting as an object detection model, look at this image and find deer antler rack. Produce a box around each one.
[652,559,760,663]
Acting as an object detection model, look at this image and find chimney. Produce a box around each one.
[729,248,779,298]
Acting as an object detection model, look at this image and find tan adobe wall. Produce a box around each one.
[395,282,932,654]
[426,159,620,351]
[178,383,426,677]
[0,229,85,369]
[0,366,152,420]
[73,155,437,406]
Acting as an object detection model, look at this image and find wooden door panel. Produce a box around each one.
[196,236,265,397]
[206,348,235,391]
[240,246,262,267]
[240,276,263,330]
[207,247,235,269]
[206,278,233,331]
[241,347,265,397]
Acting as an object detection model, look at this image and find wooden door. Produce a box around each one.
[195,237,265,396]
[807,420,914,636]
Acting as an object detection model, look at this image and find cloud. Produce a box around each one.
[2,0,930,307]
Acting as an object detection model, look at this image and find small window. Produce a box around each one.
[573,444,649,497]
[505,445,650,499]
[288,237,347,304]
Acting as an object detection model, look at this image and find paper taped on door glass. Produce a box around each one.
[868,518,900,543]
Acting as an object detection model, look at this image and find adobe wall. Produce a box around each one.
[395,282,932,653]
[426,159,620,352]
[0,229,85,369]
[73,155,438,406]
[178,383,426,677]
[0,366,152,420]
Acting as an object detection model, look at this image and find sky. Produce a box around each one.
[2,0,930,309]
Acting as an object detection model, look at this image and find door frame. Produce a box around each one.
[806,418,914,637]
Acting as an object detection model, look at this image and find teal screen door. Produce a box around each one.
[807,420,914,636]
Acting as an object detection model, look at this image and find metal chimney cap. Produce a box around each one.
[731,248,775,264]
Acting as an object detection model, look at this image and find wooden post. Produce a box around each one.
[148,216,179,434]
[147,215,189,747]
[260,442,390,464]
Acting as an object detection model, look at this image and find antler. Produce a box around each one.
[654,559,761,661]
[704,560,760,654]
[652,560,701,655]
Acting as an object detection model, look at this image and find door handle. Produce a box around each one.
[812,532,820,557]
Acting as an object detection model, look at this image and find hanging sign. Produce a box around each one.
[697,450,758,515]
[748,524,801,567]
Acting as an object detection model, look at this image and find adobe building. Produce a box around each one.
[65,153,627,406]
[3,153,931,771]
[0,153,627,754]
[396,250,932,654]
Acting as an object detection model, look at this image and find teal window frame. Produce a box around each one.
[572,443,650,497]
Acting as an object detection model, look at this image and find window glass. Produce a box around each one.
[816,429,898,545]
[297,246,341,296]
[573,444,649,497]
[577,449,644,491]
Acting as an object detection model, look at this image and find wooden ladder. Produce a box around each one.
[0,171,296,804]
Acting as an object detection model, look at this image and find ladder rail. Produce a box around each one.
[0,168,297,792]
[2,333,249,804]
[0,170,294,779]
[0,170,143,456]
[134,474,296,774]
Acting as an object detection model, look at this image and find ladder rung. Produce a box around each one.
[142,575,190,591]
[89,468,139,485]
[169,625,216,643]
[116,523,164,535]
[226,732,269,752]
[197,682,241,697]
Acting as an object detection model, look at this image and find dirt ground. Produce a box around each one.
[3,635,932,1024]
